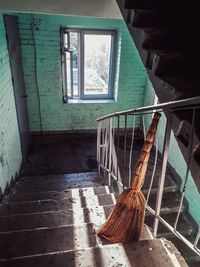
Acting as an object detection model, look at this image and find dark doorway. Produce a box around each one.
[4,15,29,158]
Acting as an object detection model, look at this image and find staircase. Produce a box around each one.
[0,172,188,267]
[116,0,200,192]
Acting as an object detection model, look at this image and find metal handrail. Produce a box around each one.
[96,97,200,257]
[96,96,200,121]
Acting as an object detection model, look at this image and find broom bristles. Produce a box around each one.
[98,189,146,243]
[97,112,161,243]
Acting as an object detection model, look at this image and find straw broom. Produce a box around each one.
[98,112,161,243]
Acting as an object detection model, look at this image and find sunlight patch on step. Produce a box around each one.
[97,244,132,267]
[71,190,108,225]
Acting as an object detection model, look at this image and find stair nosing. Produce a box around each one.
[0,203,114,218]
[0,241,142,263]
[0,221,100,235]
[5,192,117,204]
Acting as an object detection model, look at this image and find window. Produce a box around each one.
[61,28,117,101]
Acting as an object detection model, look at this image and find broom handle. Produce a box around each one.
[131,112,161,191]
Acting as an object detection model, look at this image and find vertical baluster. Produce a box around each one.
[97,121,101,174]
[128,115,135,186]
[112,117,116,176]
[102,120,107,171]
[174,108,196,231]
[194,228,200,249]
[108,117,113,186]
[117,115,120,181]
[142,114,146,141]
[153,114,172,237]
[123,114,127,188]
[104,119,109,173]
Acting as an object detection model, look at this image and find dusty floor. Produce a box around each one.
[21,132,144,177]
[21,133,98,176]
[21,132,171,187]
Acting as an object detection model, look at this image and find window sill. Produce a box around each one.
[67,99,116,104]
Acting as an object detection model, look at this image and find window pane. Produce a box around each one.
[84,34,112,95]
[66,51,72,97]
[70,32,79,96]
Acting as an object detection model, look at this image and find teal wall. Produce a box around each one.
[16,13,147,132]
[0,14,22,195]
[143,79,200,226]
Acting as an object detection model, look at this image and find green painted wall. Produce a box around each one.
[143,79,200,226]
[17,13,147,132]
[0,13,22,195]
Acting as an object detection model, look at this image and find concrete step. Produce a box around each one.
[1,189,183,217]
[142,172,177,192]
[0,223,99,259]
[12,179,105,194]
[5,189,183,218]
[145,212,195,238]
[146,191,187,214]
[0,190,186,231]
[7,185,114,202]
[0,222,152,260]
[0,238,188,267]
[0,205,113,232]
[19,172,101,184]
[0,193,117,216]
[168,235,200,264]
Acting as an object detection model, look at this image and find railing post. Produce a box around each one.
[153,114,172,237]
[123,114,127,187]
[194,228,200,250]
[97,121,101,175]
[173,108,196,231]
[117,115,120,180]
[108,117,113,186]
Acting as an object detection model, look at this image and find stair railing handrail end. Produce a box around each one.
[96,96,200,122]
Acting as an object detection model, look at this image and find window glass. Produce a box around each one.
[61,29,116,101]
[84,34,112,96]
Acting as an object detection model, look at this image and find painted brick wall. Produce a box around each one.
[143,79,200,225]
[0,14,22,195]
[17,13,147,132]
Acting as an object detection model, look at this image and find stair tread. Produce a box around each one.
[12,180,105,193]
[0,205,114,232]
[0,190,186,231]
[8,185,114,202]
[2,189,183,217]
[0,193,117,216]
[20,172,100,182]
[145,212,194,237]
[168,235,200,262]
[11,172,104,194]
[146,191,187,213]
[0,237,186,267]
[0,222,152,260]
[0,223,99,259]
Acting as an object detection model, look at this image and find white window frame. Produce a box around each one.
[61,28,117,102]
